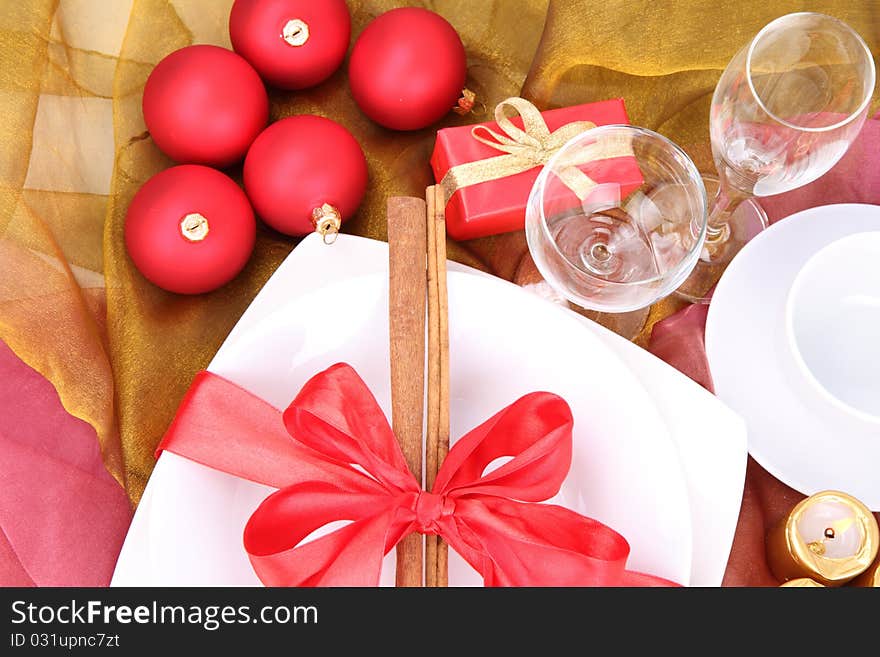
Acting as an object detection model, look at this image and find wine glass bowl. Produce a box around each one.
[525,125,708,315]
[711,12,875,198]
[677,12,876,303]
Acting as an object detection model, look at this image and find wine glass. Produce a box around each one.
[677,12,876,303]
[525,125,708,337]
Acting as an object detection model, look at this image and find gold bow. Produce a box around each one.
[438,97,633,205]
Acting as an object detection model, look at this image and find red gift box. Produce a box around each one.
[430,97,643,241]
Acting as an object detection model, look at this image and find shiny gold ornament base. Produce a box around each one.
[282,19,309,47]
[453,88,477,115]
[179,213,209,242]
[311,204,342,245]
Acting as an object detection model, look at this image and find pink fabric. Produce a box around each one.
[0,340,132,586]
[647,302,714,391]
[649,112,880,387]
[760,113,880,223]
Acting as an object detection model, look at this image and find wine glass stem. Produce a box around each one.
[704,178,746,245]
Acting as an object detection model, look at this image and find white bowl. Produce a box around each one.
[784,231,880,431]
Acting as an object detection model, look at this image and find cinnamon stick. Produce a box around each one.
[425,185,450,587]
[387,196,427,587]
[434,188,451,588]
[425,186,440,587]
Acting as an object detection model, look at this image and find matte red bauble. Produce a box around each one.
[143,45,268,167]
[125,165,256,294]
[243,116,368,240]
[229,0,350,90]
[349,7,467,131]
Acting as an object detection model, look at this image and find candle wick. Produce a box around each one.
[806,528,838,555]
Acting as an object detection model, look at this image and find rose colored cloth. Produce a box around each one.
[647,302,714,392]
[648,112,880,586]
[0,339,131,586]
[759,114,880,223]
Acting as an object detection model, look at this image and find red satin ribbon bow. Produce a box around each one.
[158,363,675,587]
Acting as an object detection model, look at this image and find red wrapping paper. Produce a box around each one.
[430,98,642,241]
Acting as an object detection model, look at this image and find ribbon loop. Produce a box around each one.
[496,97,552,143]
[283,363,419,495]
[431,391,573,501]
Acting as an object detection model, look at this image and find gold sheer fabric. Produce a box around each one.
[1,0,878,506]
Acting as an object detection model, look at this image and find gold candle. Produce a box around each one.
[779,578,825,587]
[767,490,879,587]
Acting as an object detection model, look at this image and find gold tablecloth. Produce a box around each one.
[1,1,878,585]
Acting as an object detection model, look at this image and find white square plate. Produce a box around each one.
[113,234,746,587]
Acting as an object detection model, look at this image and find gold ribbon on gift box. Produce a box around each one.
[438,97,634,205]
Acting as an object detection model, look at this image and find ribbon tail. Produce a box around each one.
[555,166,598,201]
[157,371,369,490]
[438,152,535,207]
[618,570,681,587]
[553,135,637,201]
[447,498,680,587]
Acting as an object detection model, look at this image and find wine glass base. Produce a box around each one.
[674,174,769,304]
[514,252,650,340]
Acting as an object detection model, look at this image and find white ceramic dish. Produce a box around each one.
[785,231,880,426]
[113,234,748,587]
[707,203,880,510]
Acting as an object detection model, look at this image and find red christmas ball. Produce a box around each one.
[229,0,350,90]
[143,45,268,167]
[243,116,368,238]
[349,7,466,131]
[125,165,256,294]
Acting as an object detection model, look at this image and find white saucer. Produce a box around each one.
[706,203,880,509]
